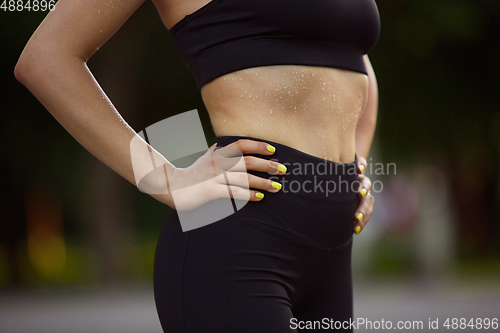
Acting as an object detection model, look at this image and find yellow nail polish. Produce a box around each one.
[359,164,365,173]
[360,188,367,198]
[355,226,361,234]
[267,145,276,153]
[356,212,363,222]
[278,164,287,173]
[272,182,282,190]
[256,192,264,199]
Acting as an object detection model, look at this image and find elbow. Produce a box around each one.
[14,55,29,86]
[14,48,41,86]
[14,44,64,86]
[15,45,85,88]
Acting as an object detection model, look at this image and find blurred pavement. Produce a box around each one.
[0,278,499,333]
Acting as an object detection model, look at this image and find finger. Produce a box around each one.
[233,138,277,156]
[353,192,375,234]
[212,182,266,202]
[213,142,286,176]
[218,139,277,157]
[357,174,372,199]
[221,171,283,193]
[220,155,287,175]
[357,156,367,174]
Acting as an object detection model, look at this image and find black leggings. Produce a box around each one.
[154,136,360,332]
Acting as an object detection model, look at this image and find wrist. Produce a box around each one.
[138,164,179,209]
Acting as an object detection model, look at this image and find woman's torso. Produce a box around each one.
[153,0,370,163]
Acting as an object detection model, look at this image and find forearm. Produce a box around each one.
[15,53,175,207]
[355,55,378,159]
[355,108,377,159]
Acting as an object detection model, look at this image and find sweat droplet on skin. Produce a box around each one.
[205,65,368,164]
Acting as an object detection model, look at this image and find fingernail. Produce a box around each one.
[360,188,367,198]
[267,145,276,153]
[278,164,287,173]
[255,192,264,199]
[359,164,365,173]
[355,226,361,234]
[272,182,282,190]
[356,212,363,222]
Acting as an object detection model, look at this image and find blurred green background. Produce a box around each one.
[0,0,499,318]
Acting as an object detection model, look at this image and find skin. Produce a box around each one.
[14,0,376,233]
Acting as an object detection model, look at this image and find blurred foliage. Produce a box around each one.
[455,257,500,283]
[372,0,500,165]
[367,232,419,278]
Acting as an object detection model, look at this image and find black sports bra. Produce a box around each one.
[169,0,381,89]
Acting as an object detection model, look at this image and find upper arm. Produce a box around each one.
[18,0,146,63]
[355,55,379,157]
[363,54,378,118]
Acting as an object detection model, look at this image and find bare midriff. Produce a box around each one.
[154,0,370,163]
[202,65,368,163]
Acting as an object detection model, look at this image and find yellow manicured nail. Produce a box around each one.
[359,164,365,173]
[360,188,367,198]
[267,145,276,153]
[356,212,363,222]
[355,226,361,234]
[278,164,287,173]
[255,192,264,199]
[272,182,282,190]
